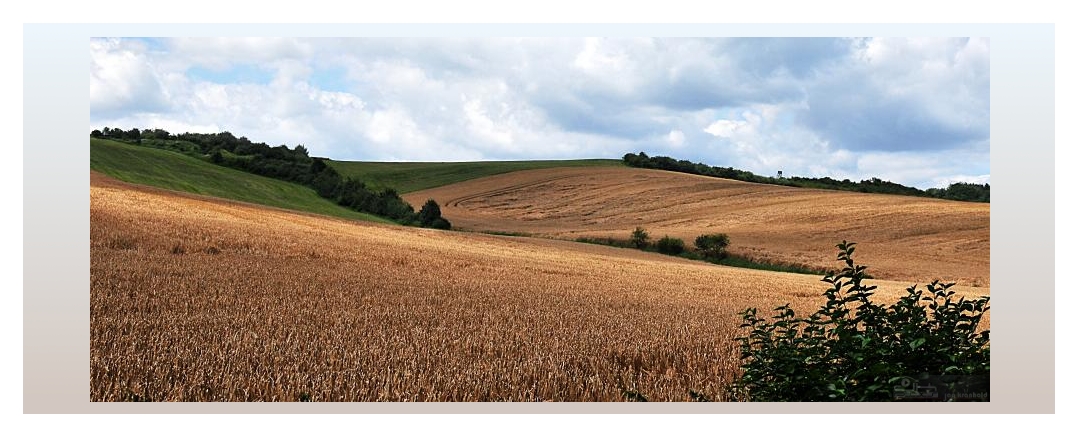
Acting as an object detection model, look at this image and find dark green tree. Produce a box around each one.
[656,236,685,255]
[694,233,730,260]
[294,144,309,158]
[125,127,142,140]
[630,227,650,249]
[429,217,452,230]
[418,199,443,227]
[312,171,341,199]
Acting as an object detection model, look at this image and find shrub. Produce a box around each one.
[630,227,650,249]
[694,233,730,260]
[429,217,452,230]
[656,236,685,255]
[576,236,633,248]
[730,241,990,402]
[418,199,452,229]
[418,199,442,227]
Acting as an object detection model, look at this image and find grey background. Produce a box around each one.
[24,23,1054,413]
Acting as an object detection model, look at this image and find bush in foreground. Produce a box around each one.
[729,241,990,402]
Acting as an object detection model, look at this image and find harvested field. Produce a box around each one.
[91,172,989,402]
[405,167,991,287]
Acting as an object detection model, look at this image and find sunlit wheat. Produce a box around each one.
[91,173,989,402]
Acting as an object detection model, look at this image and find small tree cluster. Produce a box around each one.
[656,236,685,255]
[418,199,452,230]
[93,128,454,229]
[622,151,987,202]
[694,233,730,260]
[630,227,650,249]
[730,241,990,402]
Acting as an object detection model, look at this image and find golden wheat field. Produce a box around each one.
[90,172,990,402]
[405,167,990,287]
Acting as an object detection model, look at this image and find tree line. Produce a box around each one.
[92,127,451,229]
[622,152,989,203]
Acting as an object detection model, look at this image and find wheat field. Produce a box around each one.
[405,167,990,287]
[90,172,990,402]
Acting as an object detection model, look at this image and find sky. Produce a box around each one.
[89,37,989,190]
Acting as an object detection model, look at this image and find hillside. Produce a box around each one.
[404,167,991,287]
[91,173,989,401]
[326,158,622,194]
[90,138,391,223]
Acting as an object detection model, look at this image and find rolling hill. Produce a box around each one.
[404,166,991,287]
[91,137,990,287]
[326,158,623,194]
[91,172,989,401]
[90,138,391,223]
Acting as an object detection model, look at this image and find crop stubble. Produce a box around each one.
[91,173,990,401]
[405,167,991,287]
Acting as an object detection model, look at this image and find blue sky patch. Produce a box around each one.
[187,64,274,85]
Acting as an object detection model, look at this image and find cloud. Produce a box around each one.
[704,119,752,138]
[798,37,989,152]
[851,147,990,189]
[90,38,171,117]
[89,37,989,188]
[666,129,686,147]
[167,37,313,69]
[933,174,991,188]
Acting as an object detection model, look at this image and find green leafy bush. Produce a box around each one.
[418,199,443,226]
[730,241,989,401]
[630,227,650,249]
[694,233,730,260]
[656,236,685,255]
[428,217,452,230]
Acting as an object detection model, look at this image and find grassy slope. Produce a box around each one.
[90,138,392,223]
[327,159,623,194]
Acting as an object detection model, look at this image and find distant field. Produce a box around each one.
[90,138,391,223]
[326,159,623,194]
[91,175,989,401]
[405,167,991,287]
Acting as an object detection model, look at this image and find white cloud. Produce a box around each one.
[932,174,991,188]
[851,147,990,189]
[801,37,989,153]
[366,108,413,144]
[90,39,170,116]
[167,37,313,69]
[666,129,686,147]
[463,98,514,146]
[573,37,626,72]
[89,37,989,188]
[704,119,751,138]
